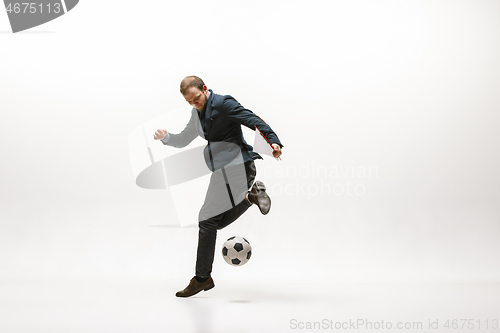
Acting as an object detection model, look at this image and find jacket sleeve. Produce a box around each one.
[222,95,284,148]
[161,109,199,148]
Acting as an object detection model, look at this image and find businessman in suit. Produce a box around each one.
[153,76,283,297]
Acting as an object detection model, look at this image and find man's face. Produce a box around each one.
[183,86,209,111]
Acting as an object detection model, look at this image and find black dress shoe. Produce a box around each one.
[175,277,215,298]
[250,180,271,215]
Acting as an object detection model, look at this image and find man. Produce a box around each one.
[153,76,283,297]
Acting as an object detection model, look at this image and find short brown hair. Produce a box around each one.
[180,76,205,95]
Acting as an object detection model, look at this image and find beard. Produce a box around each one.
[198,93,208,112]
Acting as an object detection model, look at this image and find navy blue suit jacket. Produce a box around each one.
[162,90,283,170]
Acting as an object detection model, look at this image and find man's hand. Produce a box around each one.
[154,129,167,140]
[272,143,282,159]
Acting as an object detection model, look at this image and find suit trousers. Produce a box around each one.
[196,160,256,278]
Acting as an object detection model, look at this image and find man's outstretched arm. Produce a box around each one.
[222,95,283,158]
[153,110,199,148]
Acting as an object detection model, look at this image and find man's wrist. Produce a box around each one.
[271,142,283,148]
[161,132,171,144]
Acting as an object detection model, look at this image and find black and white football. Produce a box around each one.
[222,236,252,266]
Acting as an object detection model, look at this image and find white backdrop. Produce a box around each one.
[1,0,499,284]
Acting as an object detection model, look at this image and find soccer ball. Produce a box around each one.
[222,236,252,266]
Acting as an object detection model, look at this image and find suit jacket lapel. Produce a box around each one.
[204,90,214,138]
